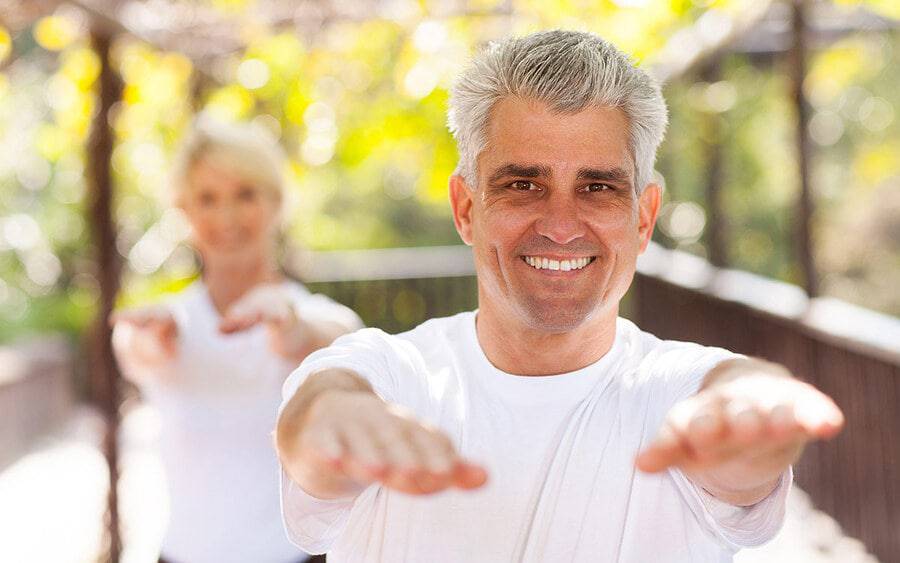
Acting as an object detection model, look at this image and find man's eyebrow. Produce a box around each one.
[487,164,553,183]
[576,167,633,184]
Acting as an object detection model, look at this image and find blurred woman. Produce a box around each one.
[111,118,361,563]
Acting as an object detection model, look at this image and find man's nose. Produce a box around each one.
[534,192,585,245]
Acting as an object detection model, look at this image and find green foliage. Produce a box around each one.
[656,30,899,314]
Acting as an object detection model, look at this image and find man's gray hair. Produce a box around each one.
[447,30,668,193]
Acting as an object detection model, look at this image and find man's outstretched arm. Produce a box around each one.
[276,368,488,500]
[636,358,844,506]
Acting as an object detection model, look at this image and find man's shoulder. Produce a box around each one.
[617,317,739,396]
[618,317,735,357]
[329,311,474,356]
[397,310,475,342]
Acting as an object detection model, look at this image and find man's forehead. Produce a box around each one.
[478,97,635,180]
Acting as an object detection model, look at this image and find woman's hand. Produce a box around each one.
[110,305,179,375]
[219,284,314,361]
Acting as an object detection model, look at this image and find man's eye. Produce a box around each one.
[586,183,614,193]
[511,180,538,191]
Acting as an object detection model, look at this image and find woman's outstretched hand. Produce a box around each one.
[219,284,315,361]
[110,304,179,369]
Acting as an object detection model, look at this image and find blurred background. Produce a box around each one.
[0,0,897,562]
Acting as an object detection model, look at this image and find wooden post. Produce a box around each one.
[700,59,728,268]
[790,0,818,296]
[86,26,123,563]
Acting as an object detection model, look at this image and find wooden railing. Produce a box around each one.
[295,245,480,333]
[299,243,900,562]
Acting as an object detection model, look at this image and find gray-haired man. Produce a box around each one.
[275,31,843,562]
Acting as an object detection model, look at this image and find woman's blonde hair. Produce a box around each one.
[170,115,288,204]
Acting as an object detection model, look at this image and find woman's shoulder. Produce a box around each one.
[280,278,312,299]
[282,279,364,329]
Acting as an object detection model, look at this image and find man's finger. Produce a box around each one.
[452,461,488,490]
[793,391,844,438]
[341,422,388,480]
[635,424,688,473]
[762,403,801,441]
[408,426,456,476]
[724,399,765,443]
[378,425,423,475]
[303,426,345,470]
[682,400,726,459]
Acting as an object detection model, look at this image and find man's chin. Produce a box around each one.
[516,299,600,334]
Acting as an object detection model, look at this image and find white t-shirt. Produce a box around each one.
[132,280,361,563]
[279,311,790,563]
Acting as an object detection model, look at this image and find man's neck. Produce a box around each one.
[474,299,618,376]
[202,253,281,315]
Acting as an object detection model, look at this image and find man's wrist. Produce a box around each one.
[277,370,374,454]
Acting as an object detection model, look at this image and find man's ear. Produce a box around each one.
[449,174,475,246]
[637,183,661,253]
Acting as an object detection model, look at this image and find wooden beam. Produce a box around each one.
[790,0,818,296]
[70,0,222,85]
[700,59,728,268]
[86,24,123,563]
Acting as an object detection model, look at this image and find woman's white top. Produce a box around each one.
[133,280,361,563]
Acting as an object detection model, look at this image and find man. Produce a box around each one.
[275,31,844,562]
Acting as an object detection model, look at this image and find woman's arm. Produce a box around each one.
[110,305,179,383]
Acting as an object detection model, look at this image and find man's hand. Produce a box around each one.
[110,304,179,364]
[635,359,844,505]
[277,370,488,499]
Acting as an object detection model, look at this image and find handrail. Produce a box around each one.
[636,242,900,365]
[296,242,900,365]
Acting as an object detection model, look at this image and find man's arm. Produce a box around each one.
[636,358,844,506]
[275,368,488,500]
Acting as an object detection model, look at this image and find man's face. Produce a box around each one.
[450,97,660,333]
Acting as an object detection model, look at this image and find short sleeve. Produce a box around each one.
[670,467,792,549]
[280,469,356,555]
[280,328,418,408]
[637,335,744,413]
[636,333,788,550]
[665,344,744,403]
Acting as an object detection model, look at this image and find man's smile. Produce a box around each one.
[521,255,597,272]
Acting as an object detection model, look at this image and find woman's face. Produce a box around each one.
[180,157,281,264]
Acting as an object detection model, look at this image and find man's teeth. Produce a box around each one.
[523,256,592,271]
